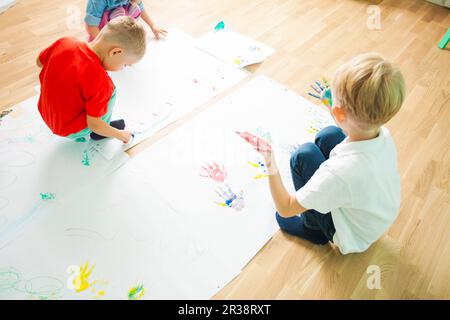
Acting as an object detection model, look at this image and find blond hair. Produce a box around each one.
[100,16,146,59]
[332,53,405,127]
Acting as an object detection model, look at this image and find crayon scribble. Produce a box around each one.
[249,45,261,52]
[128,284,145,300]
[215,185,245,211]
[280,143,301,155]
[200,162,228,183]
[0,267,63,300]
[40,193,55,201]
[254,127,272,143]
[307,118,330,135]
[72,263,93,293]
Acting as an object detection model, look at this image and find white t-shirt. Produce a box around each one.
[295,127,401,254]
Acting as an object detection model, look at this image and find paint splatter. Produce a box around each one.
[81,150,90,167]
[128,284,145,300]
[247,157,269,180]
[307,126,319,134]
[214,21,225,32]
[200,162,228,183]
[67,262,107,299]
[215,185,245,211]
[234,57,242,66]
[249,45,261,52]
[40,193,55,201]
[280,143,301,155]
[0,267,63,300]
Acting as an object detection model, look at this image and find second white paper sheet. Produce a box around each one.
[97,28,249,160]
[128,76,335,270]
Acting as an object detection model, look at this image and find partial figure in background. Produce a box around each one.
[85,0,167,41]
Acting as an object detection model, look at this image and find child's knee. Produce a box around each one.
[290,142,318,171]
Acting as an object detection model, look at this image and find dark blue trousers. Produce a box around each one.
[276,126,346,245]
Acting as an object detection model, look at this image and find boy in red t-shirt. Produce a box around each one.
[37,16,146,143]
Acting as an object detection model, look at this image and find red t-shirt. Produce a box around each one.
[38,37,115,136]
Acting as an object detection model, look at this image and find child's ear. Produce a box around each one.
[331,105,346,123]
[109,47,123,57]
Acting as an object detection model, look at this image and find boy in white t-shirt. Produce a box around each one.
[239,53,405,254]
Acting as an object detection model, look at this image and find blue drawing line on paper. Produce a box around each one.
[0,267,64,300]
[0,193,55,244]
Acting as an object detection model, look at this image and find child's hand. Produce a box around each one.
[117,130,133,144]
[236,131,272,153]
[150,26,168,40]
[236,131,278,174]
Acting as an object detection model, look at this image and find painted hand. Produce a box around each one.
[235,131,272,153]
[215,185,245,211]
[236,130,276,172]
[200,162,228,183]
[118,130,133,144]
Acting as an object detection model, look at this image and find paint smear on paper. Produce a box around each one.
[40,193,55,201]
[128,284,145,300]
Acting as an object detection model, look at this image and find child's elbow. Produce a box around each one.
[277,209,292,218]
[86,117,100,131]
[36,57,43,68]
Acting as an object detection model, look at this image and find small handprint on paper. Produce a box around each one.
[199,162,228,183]
[215,184,245,211]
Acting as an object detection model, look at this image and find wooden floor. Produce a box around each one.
[1,0,449,299]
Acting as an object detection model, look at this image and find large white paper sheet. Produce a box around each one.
[0,95,129,248]
[0,77,335,300]
[97,28,249,160]
[0,159,239,300]
[196,30,275,68]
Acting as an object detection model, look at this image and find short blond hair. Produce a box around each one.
[332,53,405,127]
[101,16,146,59]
